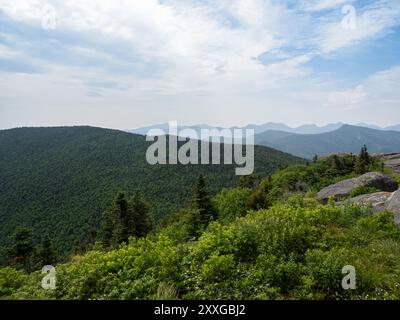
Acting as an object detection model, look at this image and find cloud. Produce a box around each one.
[298,0,354,12]
[313,0,400,53]
[327,84,366,109]
[0,0,399,129]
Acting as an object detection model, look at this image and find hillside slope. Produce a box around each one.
[255,125,400,159]
[0,126,304,260]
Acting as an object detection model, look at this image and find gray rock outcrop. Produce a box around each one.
[346,192,392,213]
[317,172,398,202]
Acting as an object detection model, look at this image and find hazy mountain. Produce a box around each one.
[0,126,305,260]
[130,122,345,136]
[356,123,383,130]
[254,125,400,159]
[385,124,400,131]
[292,123,344,134]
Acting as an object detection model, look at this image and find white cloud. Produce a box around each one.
[0,0,399,129]
[314,0,400,53]
[327,84,366,109]
[299,0,354,12]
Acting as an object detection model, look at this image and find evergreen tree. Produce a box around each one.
[190,174,216,237]
[130,194,152,238]
[355,145,370,174]
[312,154,318,163]
[101,192,152,247]
[38,234,55,266]
[13,227,34,273]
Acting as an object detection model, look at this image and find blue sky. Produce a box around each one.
[0,0,399,129]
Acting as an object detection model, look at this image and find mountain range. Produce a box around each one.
[254,125,400,159]
[130,122,400,136]
[131,123,400,159]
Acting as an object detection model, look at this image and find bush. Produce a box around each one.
[213,188,253,223]
[350,186,379,198]
[0,268,27,297]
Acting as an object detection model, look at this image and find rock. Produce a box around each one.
[317,172,398,202]
[358,172,399,191]
[376,153,400,176]
[385,158,400,176]
[347,192,392,213]
[388,189,400,225]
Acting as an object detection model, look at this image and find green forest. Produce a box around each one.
[2,142,400,300]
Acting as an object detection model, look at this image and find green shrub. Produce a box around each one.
[350,186,380,198]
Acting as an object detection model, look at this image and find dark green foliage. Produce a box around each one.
[101,210,115,250]
[0,126,304,261]
[37,235,56,266]
[115,192,130,244]
[13,227,34,273]
[355,145,370,174]
[129,194,152,238]
[101,192,152,248]
[189,174,217,238]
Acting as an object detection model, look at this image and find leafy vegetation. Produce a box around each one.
[350,186,380,198]
[0,148,399,300]
[2,200,400,300]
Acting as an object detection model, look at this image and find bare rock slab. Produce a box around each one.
[317,172,398,202]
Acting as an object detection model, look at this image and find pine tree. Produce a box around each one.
[193,174,216,233]
[101,191,153,247]
[130,194,152,238]
[13,227,34,273]
[355,145,370,174]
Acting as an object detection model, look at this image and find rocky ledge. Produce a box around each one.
[316,172,398,202]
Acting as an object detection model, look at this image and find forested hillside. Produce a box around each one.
[0,126,304,262]
[2,151,400,300]
[254,125,400,159]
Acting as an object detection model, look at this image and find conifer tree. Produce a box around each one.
[13,227,34,273]
[130,194,152,238]
[355,145,370,174]
[193,174,216,231]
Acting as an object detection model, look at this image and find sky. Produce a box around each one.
[0,0,399,130]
